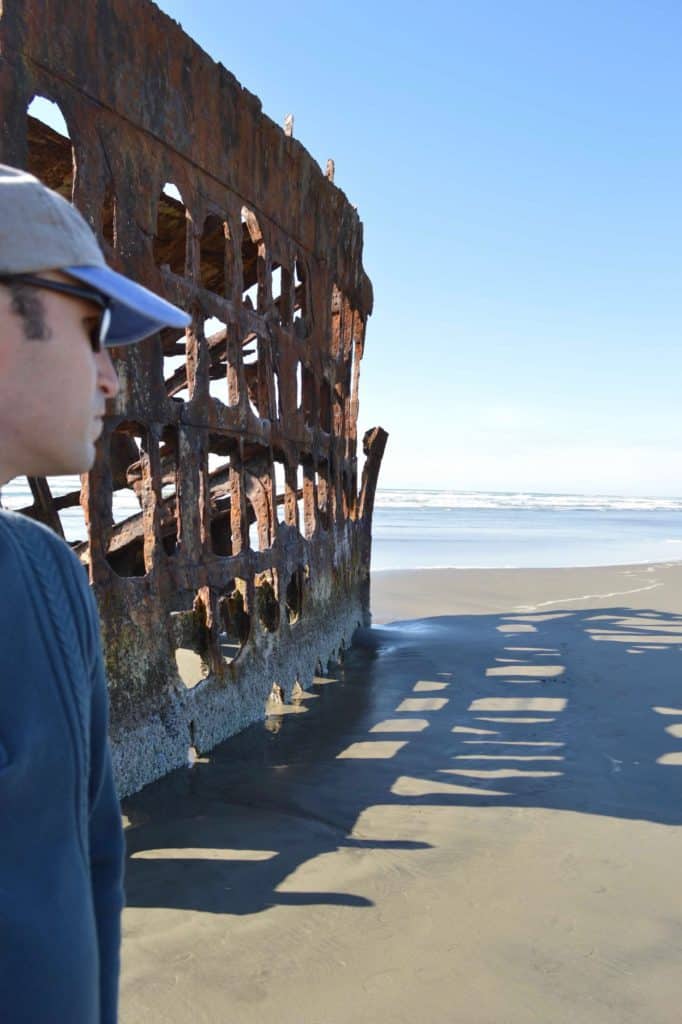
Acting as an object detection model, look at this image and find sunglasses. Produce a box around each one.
[0,273,112,351]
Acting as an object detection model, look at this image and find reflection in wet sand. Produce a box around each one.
[121,561,682,1024]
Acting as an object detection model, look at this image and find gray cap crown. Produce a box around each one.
[0,163,190,345]
[0,164,104,274]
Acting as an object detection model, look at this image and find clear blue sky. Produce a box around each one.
[153,4,682,493]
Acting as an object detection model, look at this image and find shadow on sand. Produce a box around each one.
[123,604,682,916]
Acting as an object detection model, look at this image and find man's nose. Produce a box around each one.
[96,348,120,401]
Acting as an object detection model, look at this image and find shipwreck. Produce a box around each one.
[0,0,386,796]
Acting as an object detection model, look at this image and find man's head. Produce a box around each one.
[0,165,189,484]
[0,268,120,479]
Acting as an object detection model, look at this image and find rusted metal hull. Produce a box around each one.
[0,0,386,796]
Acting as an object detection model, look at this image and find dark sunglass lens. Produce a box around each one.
[90,326,101,352]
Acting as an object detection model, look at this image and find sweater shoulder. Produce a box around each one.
[0,508,76,558]
[0,510,96,643]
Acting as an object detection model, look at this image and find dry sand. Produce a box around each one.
[120,561,682,1024]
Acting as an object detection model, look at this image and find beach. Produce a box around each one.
[120,560,682,1023]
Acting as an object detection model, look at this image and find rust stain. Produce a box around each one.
[0,0,387,795]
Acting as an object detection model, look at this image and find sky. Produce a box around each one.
[40,0,682,496]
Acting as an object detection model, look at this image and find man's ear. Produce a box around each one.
[0,337,14,386]
[0,287,21,373]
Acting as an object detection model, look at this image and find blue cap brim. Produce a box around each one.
[64,264,190,346]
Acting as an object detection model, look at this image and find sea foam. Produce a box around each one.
[374,489,682,513]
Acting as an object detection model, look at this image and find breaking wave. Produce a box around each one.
[374,489,682,513]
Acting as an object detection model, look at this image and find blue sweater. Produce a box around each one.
[0,510,124,1023]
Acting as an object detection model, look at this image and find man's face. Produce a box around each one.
[0,270,119,484]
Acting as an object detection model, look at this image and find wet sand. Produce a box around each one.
[120,561,682,1023]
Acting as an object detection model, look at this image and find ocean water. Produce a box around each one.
[372,489,682,572]
[3,478,682,572]
[0,475,141,543]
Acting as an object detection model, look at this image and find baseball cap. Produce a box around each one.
[0,163,190,346]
